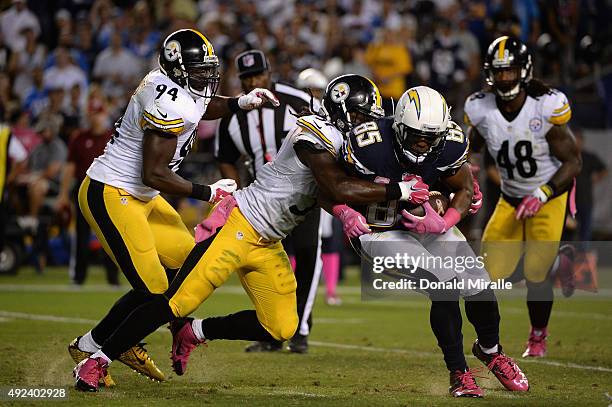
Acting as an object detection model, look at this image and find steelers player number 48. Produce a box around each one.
[496,140,537,179]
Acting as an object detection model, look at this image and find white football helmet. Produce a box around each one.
[392,86,451,164]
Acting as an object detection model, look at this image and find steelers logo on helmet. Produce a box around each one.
[164,40,181,62]
[484,36,533,101]
[330,82,350,103]
[159,29,220,99]
[321,74,384,133]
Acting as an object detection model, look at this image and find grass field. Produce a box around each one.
[0,266,611,406]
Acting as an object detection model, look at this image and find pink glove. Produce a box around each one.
[400,204,462,234]
[515,186,550,220]
[332,204,371,238]
[469,177,483,215]
[195,195,237,243]
[398,174,429,205]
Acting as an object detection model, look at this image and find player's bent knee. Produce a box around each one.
[144,277,169,294]
[266,313,298,341]
[167,297,190,318]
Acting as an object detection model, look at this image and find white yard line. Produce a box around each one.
[266,390,324,398]
[2,283,611,321]
[1,310,611,374]
[308,340,612,373]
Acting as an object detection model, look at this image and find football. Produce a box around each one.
[403,191,450,217]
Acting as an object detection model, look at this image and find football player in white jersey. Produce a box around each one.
[70,29,281,391]
[465,36,582,358]
[72,75,436,391]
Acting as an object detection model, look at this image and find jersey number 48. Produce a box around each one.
[496,140,537,179]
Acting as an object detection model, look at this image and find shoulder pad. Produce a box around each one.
[436,121,468,172]
[140,72,198,135]
[542,89,571,125]
[463,91,494,127]
[295,115,341,156]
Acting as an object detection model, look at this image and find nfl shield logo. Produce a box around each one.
[242,54,255,67]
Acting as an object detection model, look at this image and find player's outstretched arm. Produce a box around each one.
[203,89,280,120]
[295,142,394,205]
[142,129,236,202]
[296,142,428,205]
[545,124,582,194]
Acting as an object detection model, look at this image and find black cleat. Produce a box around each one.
[287,334,308,354]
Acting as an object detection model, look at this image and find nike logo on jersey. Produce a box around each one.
[157,109,168,118]
[310,120,323,130]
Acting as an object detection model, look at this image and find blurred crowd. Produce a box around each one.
[0,0,610,274]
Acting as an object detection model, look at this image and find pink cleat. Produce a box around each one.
[472,342,529,391]
[169,318,205,376]
[522,327,547,358]
[449,368,484,398]
[73,357,108,392]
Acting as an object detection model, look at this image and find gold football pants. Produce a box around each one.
[78,176,194,293]
[482,193,567,283]
[165,207,298,341]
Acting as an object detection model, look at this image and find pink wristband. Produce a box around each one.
[442,207,461,230]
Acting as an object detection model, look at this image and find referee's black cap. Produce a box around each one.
[235,49,270,79]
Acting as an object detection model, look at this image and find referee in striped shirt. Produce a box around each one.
[214,50,321,353]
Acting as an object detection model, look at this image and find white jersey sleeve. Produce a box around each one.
[463,91,494,129]
[542,89,571,127]
[141,84,193,136]
[294,115,343,157]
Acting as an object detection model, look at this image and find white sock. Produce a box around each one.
[91,350,112,365]
[79,331,101,353]
[479,343,499,354]
[192,319,205,341]
[533,329,543,337]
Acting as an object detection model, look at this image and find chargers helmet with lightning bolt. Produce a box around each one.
[392,86,450,165]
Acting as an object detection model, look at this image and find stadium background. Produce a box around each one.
[0,1,611,405]
[1,0,611,273]
[0,0,612,274]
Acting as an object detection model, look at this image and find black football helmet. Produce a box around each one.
[484,36,532,101]
[159,29,220,99]
[320,74,385,132]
